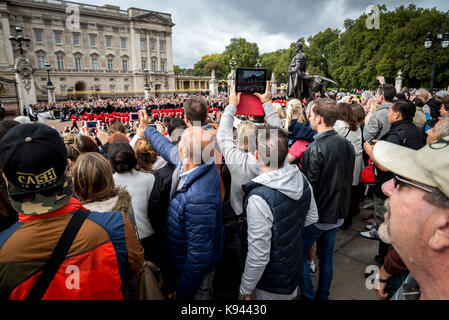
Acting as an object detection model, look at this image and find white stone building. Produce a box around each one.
[0,0,176,102]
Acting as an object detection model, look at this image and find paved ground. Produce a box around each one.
[311,205,379,300]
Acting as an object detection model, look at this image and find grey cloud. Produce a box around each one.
[83,0,448,67]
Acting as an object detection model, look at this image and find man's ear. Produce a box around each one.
[428,212,449,251]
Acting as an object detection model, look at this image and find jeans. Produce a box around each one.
[299,224,338,300]
[194,270,215,300]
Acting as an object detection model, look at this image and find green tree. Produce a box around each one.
[304,28,340,78]
[223,38,260,71]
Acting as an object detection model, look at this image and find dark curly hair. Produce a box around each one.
[107,142,137,174]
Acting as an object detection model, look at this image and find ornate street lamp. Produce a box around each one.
[9,26,30,57]
[424,26,449,92]
[45,62,54,88]
[255,58,262,69]
[144,68,150,90]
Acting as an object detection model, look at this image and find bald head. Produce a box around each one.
[178,126,214,165]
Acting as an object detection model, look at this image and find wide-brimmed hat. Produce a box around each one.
[373,137,449,198]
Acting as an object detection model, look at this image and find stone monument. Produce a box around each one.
[209,69,219,97]
[14,55,37,114]
[227,69,236,96]
[270,73,278,95]
[395,70,404,94]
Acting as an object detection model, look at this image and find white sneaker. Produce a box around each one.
[366,224,376,231]
[360,229,380,241]
[308,261,317,276]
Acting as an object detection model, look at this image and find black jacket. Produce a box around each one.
[301,130,355,224]
[374,119,425,199]
[147,163,174,234]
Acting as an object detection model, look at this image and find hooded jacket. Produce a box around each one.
[239,164,318,299]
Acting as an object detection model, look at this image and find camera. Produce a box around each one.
[235,68,267,94]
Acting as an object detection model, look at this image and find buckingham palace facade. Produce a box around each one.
[0,0,176,101]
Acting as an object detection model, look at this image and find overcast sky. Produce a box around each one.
[82,0,449,68]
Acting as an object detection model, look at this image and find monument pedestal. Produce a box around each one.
[144,87,150,99]
[47,86,55,104]
[14,56,37,114]
[270,73,278,95]
[395,70,403,94]
[209,69,218,97]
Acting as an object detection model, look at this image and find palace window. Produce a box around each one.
[75,57,82,70]
[35,30,42,43]
[73,33,79,46]
[54,31,62,45]
[38,56,45,69]
[106,36,112,48]
[57,56,64,70]
[92,57,98,70]
[90,35,96,47]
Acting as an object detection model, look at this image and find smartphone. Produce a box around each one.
[130,113,140,122]
[85,121,98,129]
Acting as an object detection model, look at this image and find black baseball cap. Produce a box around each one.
[0,123,68,196]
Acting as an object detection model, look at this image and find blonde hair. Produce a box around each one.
[72,152,116,204]
[285,99,305,132]
[134,139,158,172]
[237,120,257,151]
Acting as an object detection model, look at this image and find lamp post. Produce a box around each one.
[255,58,262,69]
[229,57,237,72]
[44,62,55,103]
[424,25,449,92]
[9,27,30,57]
[144,68,150,98]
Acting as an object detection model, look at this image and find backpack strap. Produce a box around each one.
[26,209,90,300]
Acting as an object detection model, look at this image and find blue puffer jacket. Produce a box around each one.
[288,119,316,147]
[144,127,225,300]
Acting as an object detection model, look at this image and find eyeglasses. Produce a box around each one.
[394,176,434,194]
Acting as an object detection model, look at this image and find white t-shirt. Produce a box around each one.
[113,169,155,239]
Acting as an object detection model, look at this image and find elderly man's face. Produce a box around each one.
[382,179,446,267]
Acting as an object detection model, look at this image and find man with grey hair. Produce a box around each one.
[426,117,449,145]
[238,125,318,300]
[372,137,449,299]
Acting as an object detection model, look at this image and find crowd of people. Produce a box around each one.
[0,78,448,301]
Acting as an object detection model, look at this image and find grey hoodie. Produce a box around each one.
[239,164,318,300]
[217,102,281,215]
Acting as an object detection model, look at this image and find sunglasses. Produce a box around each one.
[394,176,434,194]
